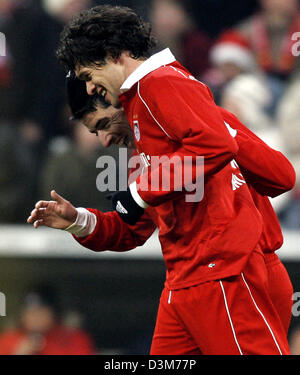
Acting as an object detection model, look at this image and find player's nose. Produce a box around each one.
[86,81,97,96]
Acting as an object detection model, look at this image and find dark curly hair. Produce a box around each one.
[65,71,109,120]
[56,5,157,71]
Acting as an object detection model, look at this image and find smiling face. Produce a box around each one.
[81,102,134,148]
[75,57,126,108]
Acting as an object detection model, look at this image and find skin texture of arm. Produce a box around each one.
[27,190,157,253]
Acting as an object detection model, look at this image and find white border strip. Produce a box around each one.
[168,290,172,304]
[219,280,243,355]
[241,272,283,355]
[129,181,149,209]
[0,225,162,259]
[0,226,299,260]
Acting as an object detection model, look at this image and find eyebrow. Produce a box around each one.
[77,71,91,81]
[89,119,102,134]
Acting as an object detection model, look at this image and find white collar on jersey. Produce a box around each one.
[120,48,176,91]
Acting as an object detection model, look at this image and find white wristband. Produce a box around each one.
[129,181,149,209]
[65,207,97,237]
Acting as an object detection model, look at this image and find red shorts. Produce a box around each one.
[264,252,293,334]
[150,250,290,355]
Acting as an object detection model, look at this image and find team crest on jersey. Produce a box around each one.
[133,120,140,142]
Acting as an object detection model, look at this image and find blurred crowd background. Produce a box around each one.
[0,0,300,355]
[1,0,300,226]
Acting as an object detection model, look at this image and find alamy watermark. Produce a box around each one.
[0,292,6,316]
[96,149,205,203]
[0,32,6,57]
[292,32,300,57]
[292,292,300,317]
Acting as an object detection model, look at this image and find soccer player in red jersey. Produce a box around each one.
[64,75,294,337]
[29,6,296,354]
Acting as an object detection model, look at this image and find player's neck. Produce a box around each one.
[120,52,147,82]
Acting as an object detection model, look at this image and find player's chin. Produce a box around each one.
[110,97,122,109]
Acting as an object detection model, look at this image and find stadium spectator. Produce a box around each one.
[30,5,294,354]
[0,0,42,123]
[39,120,120,212]
[234,0,300,79]
[0,123,36,223]
[0,0,92,220]
[149,0,212,78]
[277,72,300,228]
[0,285,95,355]
[39,73,127,212]
[232,0,300,113]
[289,325,300,354]
[209,30,291,215]
[30,0,92,141]
[210,30,274,133]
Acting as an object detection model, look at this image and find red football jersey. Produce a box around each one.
[219,108,295,253]
[75,51,265,290]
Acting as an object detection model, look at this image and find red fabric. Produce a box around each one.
[219,108,296,197]
[74,83,296,290]
[248,188,283,253]
[74,105,295,259]
[180,29,212,78]
[150,250,290,355]
[250,14,300,75]
[71,60,295,351]
[265,253,294,335]
[219,107,296,253]
[0,44,12,88]
[74,108,294,339]
[120,62,240,206]
[75,208,156,253]
[214,30,252,50]
[117,61,263,289]
[0,326,95,355]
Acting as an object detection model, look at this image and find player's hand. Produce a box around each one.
[111,188,144,225]
[27,190,78,230]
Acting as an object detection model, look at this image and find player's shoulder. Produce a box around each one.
[141,62,208,92]
[144,62,192,82]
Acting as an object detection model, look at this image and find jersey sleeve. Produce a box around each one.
[220,107,296,197]
[72,208,157,252]
[135,72,239,206]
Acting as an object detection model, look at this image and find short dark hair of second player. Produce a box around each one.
[75,94,110,120]
[56,5,157,72]
[66,71,109,120]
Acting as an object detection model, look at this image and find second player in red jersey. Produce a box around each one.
[29,5,295,354]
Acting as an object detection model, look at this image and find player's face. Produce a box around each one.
[75,58,126,108]
[82,104,134,148]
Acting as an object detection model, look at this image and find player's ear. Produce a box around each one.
[114,52,129,65]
